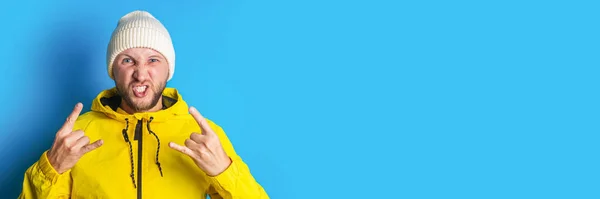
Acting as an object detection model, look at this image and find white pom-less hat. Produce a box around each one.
[107,10,176,81]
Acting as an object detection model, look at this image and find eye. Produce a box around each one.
[149,58,159,63]
[122,58,133,64]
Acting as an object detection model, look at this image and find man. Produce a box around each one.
[19,10,269,198]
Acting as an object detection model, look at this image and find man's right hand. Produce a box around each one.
[47,103,103,174]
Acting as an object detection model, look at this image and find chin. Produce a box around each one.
[131,99,156,111]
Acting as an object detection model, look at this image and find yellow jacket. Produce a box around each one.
[19,87,269,199]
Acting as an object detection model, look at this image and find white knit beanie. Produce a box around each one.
[107,10,176,81]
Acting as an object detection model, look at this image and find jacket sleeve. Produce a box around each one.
[206,121,269,199]
[19,151,72,199]
[206,185,223,199]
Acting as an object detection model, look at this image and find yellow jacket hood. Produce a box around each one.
[91,87,190,123]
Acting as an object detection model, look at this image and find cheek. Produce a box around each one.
[149,65,170,80]
[114,67,132,82]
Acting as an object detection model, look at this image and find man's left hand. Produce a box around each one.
[169,107,232,176]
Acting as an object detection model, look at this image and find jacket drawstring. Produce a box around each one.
[147,117,164,177]
[121,118,136,188]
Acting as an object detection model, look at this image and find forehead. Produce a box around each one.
[118,48,165,58]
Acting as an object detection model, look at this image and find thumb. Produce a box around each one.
[82,139,103,154]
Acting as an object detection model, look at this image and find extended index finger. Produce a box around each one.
[189,107,214,137]
[58,103,83,134]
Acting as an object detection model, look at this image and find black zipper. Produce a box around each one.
[134,120,143,199]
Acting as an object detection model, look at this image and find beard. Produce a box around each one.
[115,80,166,113]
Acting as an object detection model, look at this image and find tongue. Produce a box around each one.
[133,87,147,98]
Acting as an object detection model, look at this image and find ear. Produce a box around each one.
[111,62,118,79]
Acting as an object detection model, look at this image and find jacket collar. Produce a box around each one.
[91,87,189,123]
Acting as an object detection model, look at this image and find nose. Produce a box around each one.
[132,64,150,82]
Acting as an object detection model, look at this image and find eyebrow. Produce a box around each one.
[148,55,163,59]
[117,54,132,58]
[117,54,163,59]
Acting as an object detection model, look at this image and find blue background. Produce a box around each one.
[0,0,598,198]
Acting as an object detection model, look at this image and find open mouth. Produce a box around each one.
[132,85,149,98]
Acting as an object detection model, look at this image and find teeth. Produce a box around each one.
[134,86,147,93]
